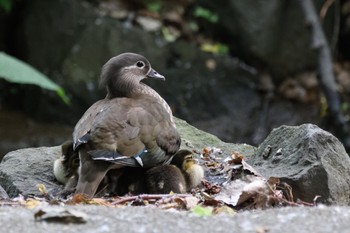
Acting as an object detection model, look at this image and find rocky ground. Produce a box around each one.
[1,205,350,233]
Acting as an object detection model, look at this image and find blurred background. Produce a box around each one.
[0,0,350,159]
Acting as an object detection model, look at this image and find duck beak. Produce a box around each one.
[147,68,165,80]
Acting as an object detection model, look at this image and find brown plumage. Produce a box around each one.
[53,140,124,197]
[73,53,181,198]
[145,165,187,194]
[115,149,204,195]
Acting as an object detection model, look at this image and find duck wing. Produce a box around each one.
[73,97,181,168]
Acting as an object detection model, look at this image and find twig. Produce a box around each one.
[298,0,350,151]
[320,0,341,56]
[112,193,192,205]
[320,0,335,21]
[0,201,21,206]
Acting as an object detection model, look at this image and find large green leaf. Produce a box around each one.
[0,0,12,12]
[0,52,69,104]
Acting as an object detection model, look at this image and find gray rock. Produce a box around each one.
[0,184,9,199]
[201,0,334,79]
[175,118,255,157]
[246,124,350,204]
[0,146,62,197]
[0,118,254,198]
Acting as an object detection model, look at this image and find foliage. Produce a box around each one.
[191,205,213,217]
[200,42,229,55]
[161,27,177,42]
[144,0,162,13]
[193,6,218,23]
[0,52,70,104]
[0,0,12,12]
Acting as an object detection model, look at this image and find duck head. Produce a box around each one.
[100,52,164,98]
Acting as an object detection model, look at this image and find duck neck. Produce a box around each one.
[106,82,174,122]
[138,83,174,120]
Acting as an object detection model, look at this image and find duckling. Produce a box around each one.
[53,141,79,185]
[145,164,187,194]
[53,141,80,196]
[54,141,122,197]
[114,149,204,195]
[72,53,181,198]
[112,167,147,195]
[170,149,204,191]
[113,165,186,195]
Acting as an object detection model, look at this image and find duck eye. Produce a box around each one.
[136,61,145,68]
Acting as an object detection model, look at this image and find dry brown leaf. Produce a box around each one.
[37,184,48,196]
[67,193,91,205]
[184,196,200,210]
[256,226,270,233]
[202,147,211,156]
[241,159,263,177]
[230,151,244,164]
[202,180,221,194]
[212,206,236,216]
[34,207,88,224]
[214,175,277,208]
[173,197,186,209]
[21,199,44,209]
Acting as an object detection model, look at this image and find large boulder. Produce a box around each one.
[246,124,350,204]
[0,146,62,197]
[199,0,334,80]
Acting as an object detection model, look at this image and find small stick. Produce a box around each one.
[112,193,192,205]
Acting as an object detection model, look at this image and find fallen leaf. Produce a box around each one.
[212,206,236,216]
[230,151,244,164]
[67,193,91,204]
[202,147,211,156]
[202,180,221,194]
[37,184,48,196]
[184,196,200,210]
[242,159,263,177]
[214,175,275,208]
[22,199,43,209]
[256,226,269,233]
[191,205,213,217]
[34,207,88,224]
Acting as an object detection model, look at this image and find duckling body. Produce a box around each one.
[52,141,80,196]
[54,141,124,197]
[114,150,204,195]
[54,145,204,196]
[73,53,181,198]
[146,165,187,194]
[53,158,70,184]
[53,141,79,184]
[171,150,204,191]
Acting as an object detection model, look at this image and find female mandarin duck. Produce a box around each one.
[73,53,181,198]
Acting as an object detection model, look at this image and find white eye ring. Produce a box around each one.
[136,61,145,68]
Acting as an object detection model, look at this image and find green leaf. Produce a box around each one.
[161,27,177,42]
[193,6,218,23]
[56,88,70,105]
[0,0,12,12]
[191,205,213,217]
[0,52,70,104]
[200,42,229,55]
[145,0,161,13]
